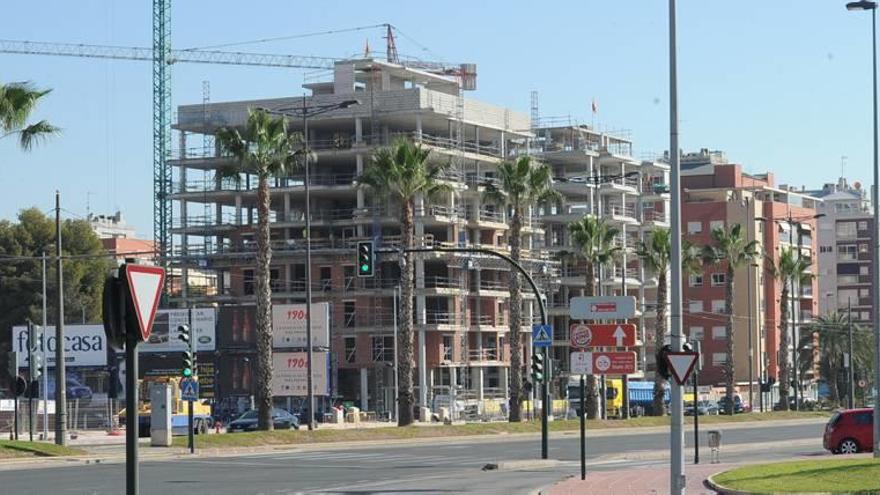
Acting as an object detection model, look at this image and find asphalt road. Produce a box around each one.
[0,419,830,495]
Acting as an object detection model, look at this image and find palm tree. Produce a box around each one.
[484,156,560,422]
[569,216,620,419]
[768,247,812,411]
[1,81,60,151]
[216,108,301,430]
[358,138,451,426]
[636,228,702,416]
[799,313,859,407]
[701,223,759,415]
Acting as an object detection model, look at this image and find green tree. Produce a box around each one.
[569,216,620,419]
[358,138,451,426]
[635,227,702,416]
[799,312,871,408]
[484,156,560,422]
[216,108,301,431]
[1,81,60,151]
[768,247,813,411]
[0,208,112,362]
[701,223,759,415]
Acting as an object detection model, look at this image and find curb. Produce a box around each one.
[704,472,837,495]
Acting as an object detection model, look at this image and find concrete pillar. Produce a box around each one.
[415,114,423,141]
[360,368,369,411]
[500,366,509,403]
[500,131,506,158]
[283,193,291,222]
[355,117,363,143]
[474,125,480,155]
[415,194,428,408]
[235,195,243,225]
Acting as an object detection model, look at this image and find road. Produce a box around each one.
[0,419,830,494]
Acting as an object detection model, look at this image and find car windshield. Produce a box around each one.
[238,411,258,420]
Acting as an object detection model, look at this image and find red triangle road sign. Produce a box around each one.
[666,351,699,385]
[124,264,165,342]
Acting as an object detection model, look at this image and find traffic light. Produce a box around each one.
[357,241,375,278]
[30,353,42,382]
[656,344,672,380]
[531,352,545,383]
[178,325,194,377]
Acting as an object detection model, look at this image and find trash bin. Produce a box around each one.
[707,430,722,463]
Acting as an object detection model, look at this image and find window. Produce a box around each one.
[838,274,858,285]
[689,327,705,341]
[371,336,394,362]
[243,269,255,295]
[442,335,453,361]
[344,337,356,363]
[711,300,726,313]
[320,266,332,291]
[819,246,833,253]
[855,412,874,425]
[838,244,858,261]
[861,265,870,275]
[343,301,356,328]
[860,288,870,298]
[688,300,703,314]
[709,220,725,231]
[859,221,869,231]
[837,222,857,239]
[712,353,728,366]
[689,274,703,287]
[687,221,702,234]
[711,273,726,287]
[712,326,727,340]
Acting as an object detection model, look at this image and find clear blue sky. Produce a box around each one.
[1,1,875,235]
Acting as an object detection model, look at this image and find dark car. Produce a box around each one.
[227,408,300,432]
[46,375,93,402]
[824,408,874,454]
[717,396,745,414]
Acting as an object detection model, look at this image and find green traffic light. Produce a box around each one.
[182,368,192,377]
[361,264,369,272]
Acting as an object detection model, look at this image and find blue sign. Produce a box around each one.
[532,324,553,347]
[180,377,199,401]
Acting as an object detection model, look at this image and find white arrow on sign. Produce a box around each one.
[667,352,699,385]
[613,326,626,347]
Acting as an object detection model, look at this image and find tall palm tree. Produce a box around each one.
[636,227,702,416]
[216,108,301,430]
[799,313,860,407]
[569,216,620,419]
[701,223,759,415]
[484,156,560,422]
[358,138,450,426]
[0,81,59,151]
[768,247,812,411]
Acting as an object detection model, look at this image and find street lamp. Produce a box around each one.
[267,98,361,431]
[846,0,880,457]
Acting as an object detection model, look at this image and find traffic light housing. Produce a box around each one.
[656,344,672,380]
[30,353,42,382]
[178,325,194,377]
[531,352,545,383]
[357,241,375,278]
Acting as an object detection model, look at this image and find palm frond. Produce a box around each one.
[16,120,60,151]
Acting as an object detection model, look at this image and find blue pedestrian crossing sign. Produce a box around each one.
[180,377,199,401]
[532,324,553,347]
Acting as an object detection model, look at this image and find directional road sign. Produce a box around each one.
[532,324,553,347]
[180,377,199,402]
[570,351,637,375]
[569,323,636,349]
[570,296,636,320]
[124,264,165,342]
[666,351,699,385]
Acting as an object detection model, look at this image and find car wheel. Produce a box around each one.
[839,438,860,454]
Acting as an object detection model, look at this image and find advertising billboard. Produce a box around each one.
[271,352,329,396]
[12,325,107,368]
[272,303,330,349]
[141,308,216,352]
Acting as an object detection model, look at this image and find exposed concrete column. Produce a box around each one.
[500,366,509,403]
[283,193,291,222]
[360,368,369,411]
[415,114,423,141]
[235,195,243,225]
[415,194,428,408]
[473,268,484,401]
[474,126,480,155]
[500,131,506,158]
[356,154,365,237]
[355,117,363,143]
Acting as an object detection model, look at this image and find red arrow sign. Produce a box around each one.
[570,351,637,375]
[124,264,165,342]
[569,324,636,348]
[666,352,699,385]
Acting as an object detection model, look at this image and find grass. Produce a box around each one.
[174,410,829,449]
[712,458,880,494]
[0,440,85,459]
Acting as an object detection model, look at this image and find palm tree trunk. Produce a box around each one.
[778,284,791,411]
[724,266,735,415]
[652,271,668,416]
[828,365,840,407]
[255,175,274,431]
[508,207,523,422]
[584,261,599,420]
[398,200,416,426]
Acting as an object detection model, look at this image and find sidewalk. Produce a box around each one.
[545,463,735,495]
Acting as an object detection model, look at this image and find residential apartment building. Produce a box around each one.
[168,58,555,416]
[533,123,671,379]
[809,177,874,324]
[681,159,821,406]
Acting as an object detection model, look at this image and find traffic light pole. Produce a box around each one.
[580,374,586,480]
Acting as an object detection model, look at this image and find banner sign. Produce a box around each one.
[272,303,330,348]
[12,325,107,368]
[271,352,330,396]
[142,308,216,352]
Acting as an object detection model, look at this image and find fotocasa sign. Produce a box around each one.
[12,324,107,368]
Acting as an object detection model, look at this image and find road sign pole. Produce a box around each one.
[541,345,549,460]
[580,374,586,480]
[13,393,18,441]
[125,330,139,495]
[693,369,699,465]
[188,400,194,454]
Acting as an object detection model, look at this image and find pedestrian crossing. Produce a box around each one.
[244,450,492,467]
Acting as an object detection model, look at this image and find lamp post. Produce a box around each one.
[846,0,880,457]
[268,98,360,431]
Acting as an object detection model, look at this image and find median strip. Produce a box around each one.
[708,457,880,494]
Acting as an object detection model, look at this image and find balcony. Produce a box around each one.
[641,209,669,227]
[468,348,503,364]
[602,267,640,286]
[599,175,639,194]
[607,205,639,224]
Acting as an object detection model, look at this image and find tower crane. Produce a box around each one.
[0,5,466,264]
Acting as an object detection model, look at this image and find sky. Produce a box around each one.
[1,1,876,237]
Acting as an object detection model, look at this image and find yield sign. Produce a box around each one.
[124,264,165,342]
[666,351,699,385]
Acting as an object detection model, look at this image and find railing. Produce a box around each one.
[479,279,509,291]
[608,205,637,218]
[611,267,640,279]
[423,276,463,289]
[468,348,499,362]
[173,212,238,228]
[170,234,437,257]
[643,210,669,223]
[417,204,466,219]
[601,176,640,189]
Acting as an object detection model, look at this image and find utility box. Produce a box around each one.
[150,383,173,447]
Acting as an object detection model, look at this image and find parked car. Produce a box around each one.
[227,408,300,432]
[824,408,874,454]
[685,400,720,416]
[46,375,93,402]
[717,396,745,414]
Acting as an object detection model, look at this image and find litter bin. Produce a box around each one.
[707,430,721,463]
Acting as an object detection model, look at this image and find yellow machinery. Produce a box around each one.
[119,375,212,436]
